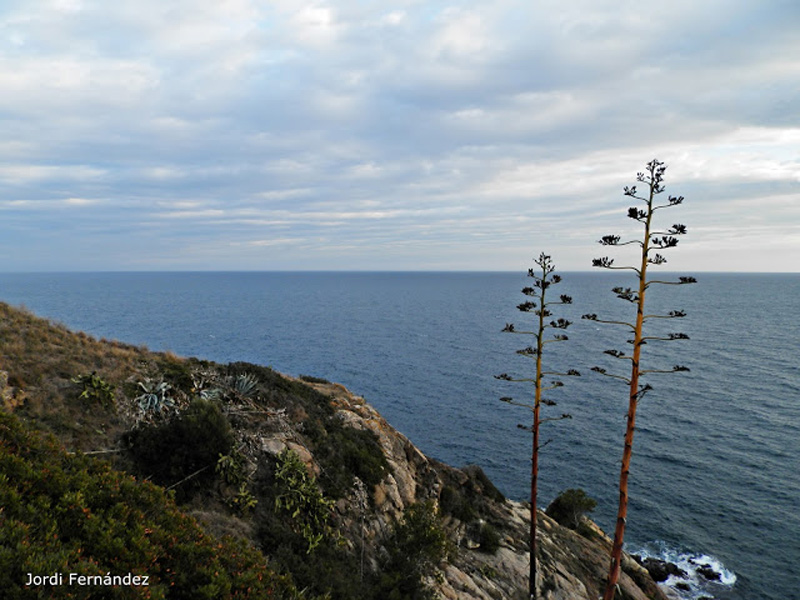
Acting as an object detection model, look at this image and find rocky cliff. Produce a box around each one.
[294,378,669,600]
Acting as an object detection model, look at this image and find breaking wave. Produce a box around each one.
[629,540,736,600]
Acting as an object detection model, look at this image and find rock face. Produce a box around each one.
[297,378,669,600]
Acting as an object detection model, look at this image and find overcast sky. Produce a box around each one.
[1,1,798,272]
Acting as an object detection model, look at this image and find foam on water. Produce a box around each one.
[629,540,737,600]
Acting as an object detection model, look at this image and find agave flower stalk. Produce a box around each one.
[583,160,696,600]
[496,253,579,600]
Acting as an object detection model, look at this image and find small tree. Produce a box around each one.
[496,253,579,600]
[582,159,696,599]
[546,488,597,530]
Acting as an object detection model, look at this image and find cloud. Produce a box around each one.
[1,0,798,271]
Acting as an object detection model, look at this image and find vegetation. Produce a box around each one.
[0,303,402,599]
[253,450,446,600]
[0,303,141,449]
[298,374,331,384]
[308,418,388,500]
[72,372,116,408]
[439,483,477,523]
[438,465,506,554]
[0,409,302,600]
[273,448,336,554]
[545,488,597,530]
[582,159,695,599]
[216,450,258,515]
[372,502,450,600]
[122,398,235,503]
[134,379,175,415]
[216,361,387,501]
[496,253,579,599]
[474,522,501,554]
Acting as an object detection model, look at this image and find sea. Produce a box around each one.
[0,271,797,600]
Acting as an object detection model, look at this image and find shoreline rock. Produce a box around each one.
[633,555,688,583]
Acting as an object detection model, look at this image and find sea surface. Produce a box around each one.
[1,271,797,600]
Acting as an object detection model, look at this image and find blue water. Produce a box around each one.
[1,271,798,600]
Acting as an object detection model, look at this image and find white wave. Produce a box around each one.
[628,540,736,600]
[685,554,737,587]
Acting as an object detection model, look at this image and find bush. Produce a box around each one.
[123,398,234,502]
[272,449,335,554]
[0,410,302,600]
[256,449,366,599]
[476,522,501,554]
[71,372,115,407]
[462,465,505,503]
[315,424,388,499]
[219,362,387,502]
[371,501,450,600]
[439,484,477,523]
[438,466,502,525]
[546,488,597,530]
[156,354,195,392]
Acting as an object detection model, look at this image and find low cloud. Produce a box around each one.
[1,0,798,271]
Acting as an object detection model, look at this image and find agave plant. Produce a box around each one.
[225,373,259,401]
[135,380,175,413]
[190,370,223,401]
[198,387,223,402]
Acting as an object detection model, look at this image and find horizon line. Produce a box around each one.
[1,269,798,275]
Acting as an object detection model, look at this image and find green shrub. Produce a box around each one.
[314,424,388,499]
[123,398,234,502]
[478,564,498,579]
[156,354,194,392]
[71,372,115,407]
[216,450,248,487]
[438,466,503,527]
[256,449,364,599]
[462,465,505,503]
[222,362,388,502]
[476,522,501,554]
[0,410,302,600]
[227,483,258,515]
[546,488,597,530]
[273,449,335,554]
[439,484,477,523]
[372,501,450,600]
[258,523,362,600]
[216,451,258,515]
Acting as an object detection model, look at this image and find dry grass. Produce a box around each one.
[0,301,176,450]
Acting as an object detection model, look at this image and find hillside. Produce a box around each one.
[0,301,669,599]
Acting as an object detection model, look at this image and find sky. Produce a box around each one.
[1,0,798,272]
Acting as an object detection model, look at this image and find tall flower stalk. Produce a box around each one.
[582,160,696,599]
[496,253,579,600]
